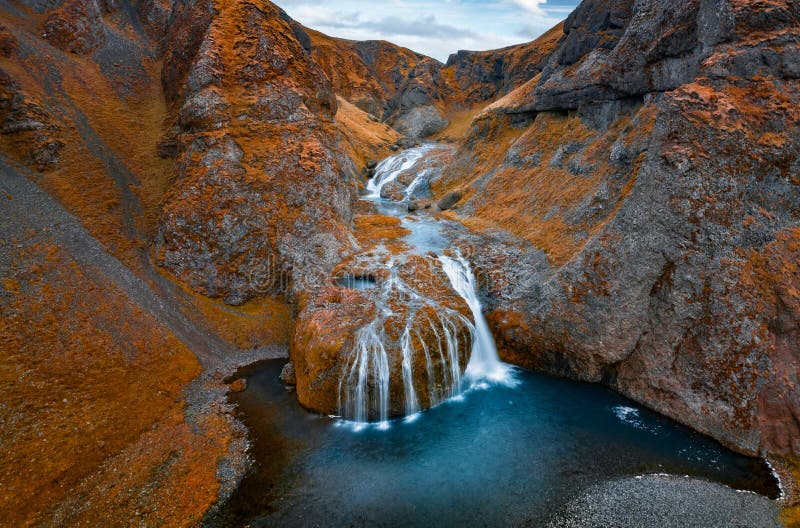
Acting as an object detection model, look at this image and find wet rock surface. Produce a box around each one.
[292,250,473,420]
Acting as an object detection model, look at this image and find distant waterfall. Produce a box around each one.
[439,253,515,385]
[366,145,436,199]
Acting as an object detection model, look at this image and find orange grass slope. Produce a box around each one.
[0,234,232,527]
[0,0,292,524]
[0,1,173,271]
[440,101,654,267]
[334,95,400,172]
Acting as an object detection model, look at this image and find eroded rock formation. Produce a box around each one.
[293,253,473,420]
[309,23,564,139]
[436,0,800,464]
[154,0,361,305]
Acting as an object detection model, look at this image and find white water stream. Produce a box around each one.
[439,253,515,385]
[366,144,437,199]
[339,146,515,425]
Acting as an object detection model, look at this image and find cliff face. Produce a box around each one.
[0,1,251,526]
[444,24,564,106]
[306,28,427,118]
[0,0,372,523]
[309,24,564,139]
[438,0,800,462]
[154,0,360,305]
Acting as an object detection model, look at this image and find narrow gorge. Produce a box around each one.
[0,0,798,526]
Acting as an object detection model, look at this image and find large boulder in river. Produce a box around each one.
[379,179,407,202]
[394,105,448,139]
[292,253,473,420]
[438,0,800,463]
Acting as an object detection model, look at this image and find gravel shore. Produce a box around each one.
[546,474,781,528]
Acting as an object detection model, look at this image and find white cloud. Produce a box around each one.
[508,0,548,16]
[276,0,576,61]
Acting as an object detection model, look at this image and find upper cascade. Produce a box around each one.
[366,145,438,200]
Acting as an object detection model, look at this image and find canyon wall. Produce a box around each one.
[154,0,363,305]
[0,0,250,525]
[0,0,388,523]
[309,24,564,139]
[2,0,799,522]
[438,0,800,462]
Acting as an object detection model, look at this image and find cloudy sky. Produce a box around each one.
[277,0,580,62]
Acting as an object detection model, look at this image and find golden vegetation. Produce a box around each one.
[162,267,293,350]
[334,96,399,172]
[434,106,484,143]
[353,214,412,254]
[783,458,800,527]
[0,23,169,271]
[439,103,653,267]
[307,27,424,114]
[0,241,229,527]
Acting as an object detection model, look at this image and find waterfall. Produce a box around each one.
[338,264,424,424]
[337,253,513,426]
[339,322,390,423]
[403,168,432,200]
[336,260,477,425]
[366,145,435,199]
[337,146,514,427]
[439,253,515,385]
[400,329,420,416]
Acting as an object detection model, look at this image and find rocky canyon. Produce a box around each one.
[0,0,798,525]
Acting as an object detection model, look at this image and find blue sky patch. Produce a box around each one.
[277,0,580,62]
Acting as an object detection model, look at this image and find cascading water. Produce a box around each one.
[403,168,432,200]
[439,253,515,385]
[366,144,437,199]
[337,146,515,426]
[337,260,476,424]
[339,320,391,424]
[338,264,404,424]
[399,329,419,415]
